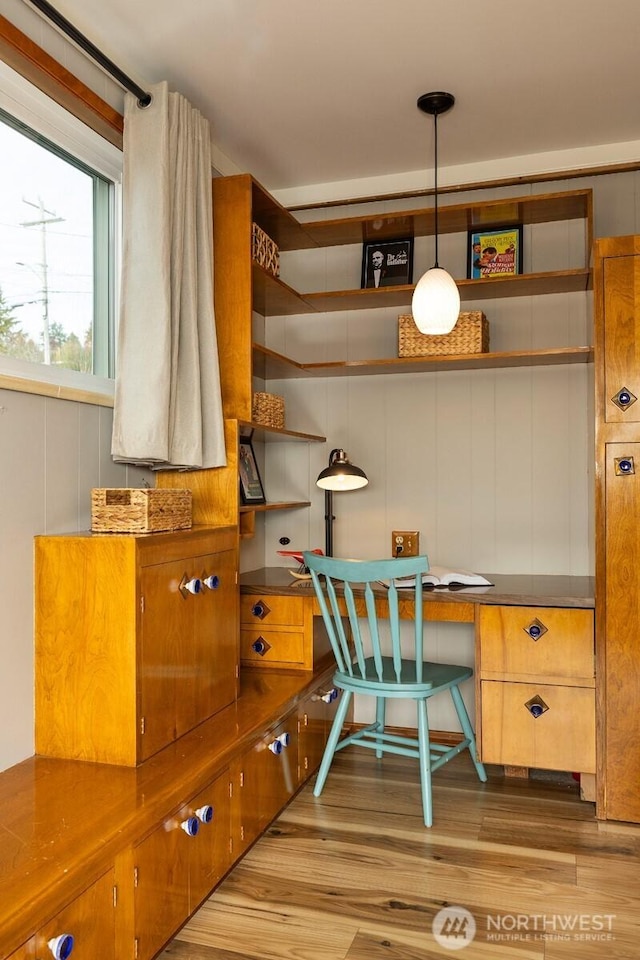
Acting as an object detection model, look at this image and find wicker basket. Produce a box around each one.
[252,391,285,429]
[398,311,489,358]
[91,488,192,533]
[252,223,280,277]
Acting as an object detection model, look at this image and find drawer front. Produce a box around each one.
[479,606,594,682]
[480,680,595,772]
[240,593,305,627]
[241,628,305,666]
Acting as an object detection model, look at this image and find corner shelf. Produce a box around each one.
[252,343,593,379]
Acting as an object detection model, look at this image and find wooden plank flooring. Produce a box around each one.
[160,752,640,959]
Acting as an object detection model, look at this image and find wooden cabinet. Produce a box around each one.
[231,711,299,858]
[12,871,117,960]
[477,605,595,774]
[239,579,332,670]
[594,235,640,822]
[35,526,238,765]
[133,770,231,960]
[297,682,346,781]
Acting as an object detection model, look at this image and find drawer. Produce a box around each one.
[480,680,595,772]
[241,628,305,666]
[240,593,305,627]
[479,606,594,682]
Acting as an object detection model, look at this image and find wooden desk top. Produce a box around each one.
[240,567,595,609]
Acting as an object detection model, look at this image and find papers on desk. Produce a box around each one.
[391,565,494,589]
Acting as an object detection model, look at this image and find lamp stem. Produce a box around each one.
[433,109,439,268]
[324,489,334,557]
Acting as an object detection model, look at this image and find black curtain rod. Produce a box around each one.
[26,0,152,107]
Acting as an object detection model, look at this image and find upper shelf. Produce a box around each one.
[238,418,325,442]
[299,189,593,247]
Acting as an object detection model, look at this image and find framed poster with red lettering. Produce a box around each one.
[467,226,523,280]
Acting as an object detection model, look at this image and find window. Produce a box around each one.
[0,60,121,390]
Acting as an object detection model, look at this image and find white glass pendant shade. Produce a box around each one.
[411,267,461,335]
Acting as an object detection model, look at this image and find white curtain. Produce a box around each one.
[112,81,226,470]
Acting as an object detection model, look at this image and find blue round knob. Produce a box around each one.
[252,639,266,655]
[181,816,199,836]
[196,804,214,823]
[528,625,541,639]
[529,703,544,718]
[278,732,290,747]
[252,602,265,618]
[48,935,74,959]
[184,577,202,595]
[204,575,219,590]
[619,459,633,473]
[619,391,631,405]
[269,739,283,755]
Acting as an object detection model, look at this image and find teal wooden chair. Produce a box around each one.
[304,552,487,826]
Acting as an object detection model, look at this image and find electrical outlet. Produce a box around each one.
[391,531,420,558]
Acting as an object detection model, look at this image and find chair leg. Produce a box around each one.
[450,684,487,783]
[416,698,433,827]
[313,689,352,797]
[375,697,386,758]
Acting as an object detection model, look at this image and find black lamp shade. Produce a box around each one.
[316,450,368,491]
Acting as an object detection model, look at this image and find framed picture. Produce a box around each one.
[467,226,523,280]
[361,237,414,289]
[238,437,266,505]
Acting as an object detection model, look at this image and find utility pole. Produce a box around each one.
[21,197,63,365]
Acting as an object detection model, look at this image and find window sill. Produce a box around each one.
[0,370,114,407]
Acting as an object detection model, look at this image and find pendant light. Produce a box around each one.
[411,91,460,335]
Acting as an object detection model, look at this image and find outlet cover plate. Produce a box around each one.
[392,530,420,557]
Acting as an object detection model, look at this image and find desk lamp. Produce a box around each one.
[316,448,368,556]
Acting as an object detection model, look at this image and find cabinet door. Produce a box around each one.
[35,870,116,960]
[189,771,232,913]
[233,713,299,856]
[602,254,640,425]
[133,809,192,960]
[603,442,640,821]
[193,549,238,723]
[139,557,196,760]
[139,550,238,761]
[298,684,342,782]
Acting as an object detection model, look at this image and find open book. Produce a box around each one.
[393,564,493,589]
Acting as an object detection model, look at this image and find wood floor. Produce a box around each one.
[160,751,640,959]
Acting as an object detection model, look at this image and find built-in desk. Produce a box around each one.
[240,568,596,797]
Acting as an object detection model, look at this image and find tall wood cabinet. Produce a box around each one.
[594,235,640,822]
[35,526,238,766]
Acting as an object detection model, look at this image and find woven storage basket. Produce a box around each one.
[398,310,489,357]
[91,488,192,533]
[252,222,280,277]
[252,391,285,429]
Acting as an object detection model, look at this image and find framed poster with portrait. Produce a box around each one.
[238,438,266,505]
[467,226,523,280]
[361,238,414,289]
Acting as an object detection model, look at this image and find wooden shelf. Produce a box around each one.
[301,189,593,247]
[252,263,315,316]
[239,501,311,514]
[238,418,325,442]
[252,345,593,379]
[302,269,592,314]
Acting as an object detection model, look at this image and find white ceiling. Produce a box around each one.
[43,0,640,199]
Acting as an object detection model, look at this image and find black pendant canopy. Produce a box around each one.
[417,91,455,116]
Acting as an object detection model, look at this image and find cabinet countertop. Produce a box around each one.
[240,567,595,609]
